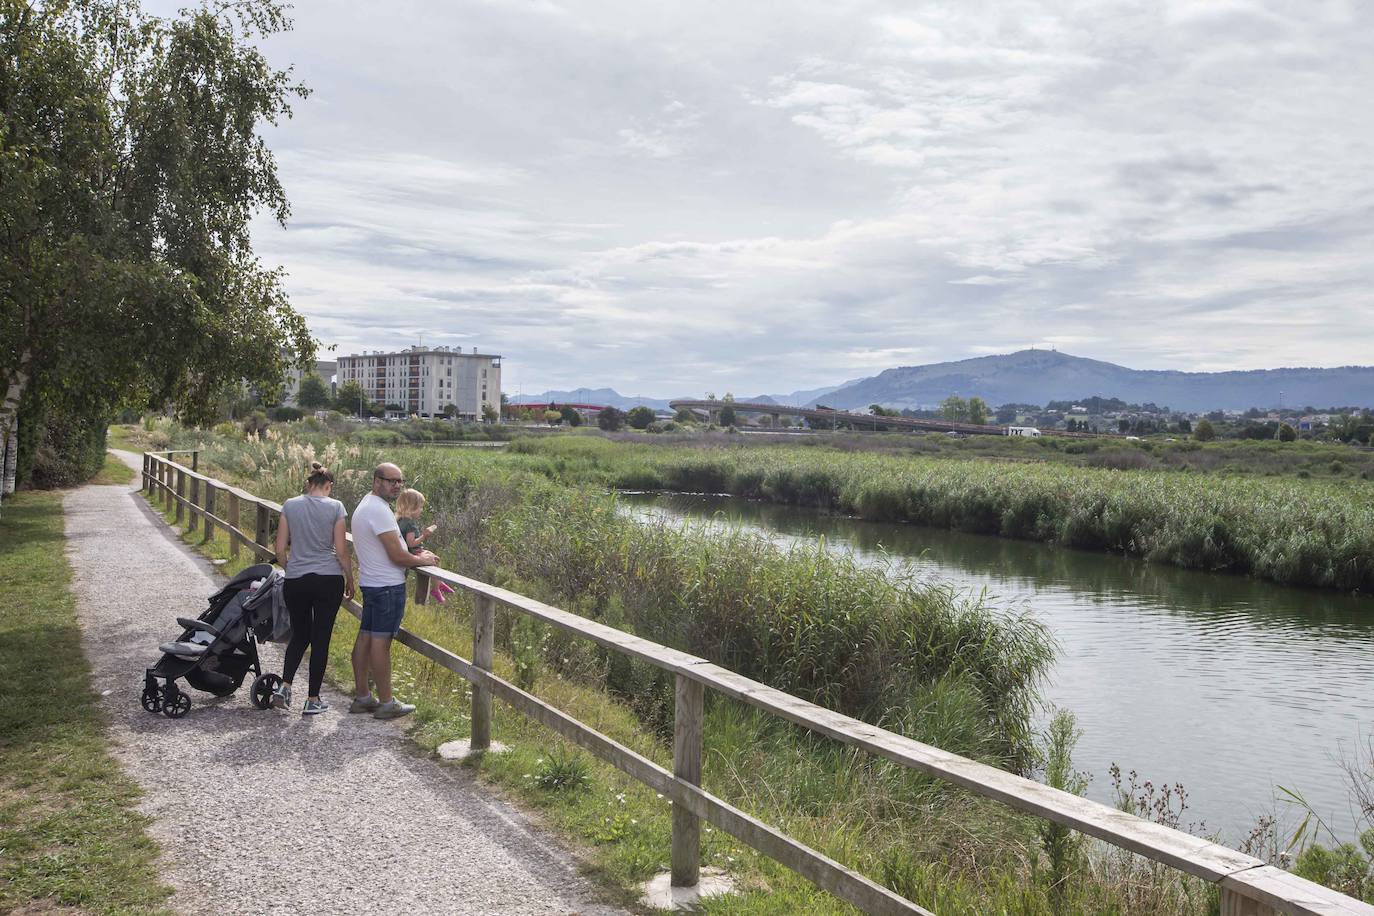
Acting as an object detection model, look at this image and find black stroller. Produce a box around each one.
[140,563,286,718]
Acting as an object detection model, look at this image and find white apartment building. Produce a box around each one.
[336,346,502,420]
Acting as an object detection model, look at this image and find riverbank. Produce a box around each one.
[507,436,1374,592]
[0,490,173,914]
[119,421,1291,914]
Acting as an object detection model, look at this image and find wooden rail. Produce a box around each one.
[141,451,1372,916]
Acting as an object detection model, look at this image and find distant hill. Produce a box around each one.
[748,380,861,407]
[821,350,1374,413]
[512,380,861,413]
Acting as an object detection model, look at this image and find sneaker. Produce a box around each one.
[348,695,380,713]
[270,684,291,710]
[372,700,416,720]
[303,698,330,715]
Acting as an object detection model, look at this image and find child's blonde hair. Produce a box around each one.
[395,488,426,519]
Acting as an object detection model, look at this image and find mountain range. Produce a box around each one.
[514,351,1374,414]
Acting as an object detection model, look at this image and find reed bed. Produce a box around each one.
[507,436,1374,592]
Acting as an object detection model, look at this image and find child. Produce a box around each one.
[395,488,455,603]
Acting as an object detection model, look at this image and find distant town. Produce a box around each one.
[268,346,1373,445]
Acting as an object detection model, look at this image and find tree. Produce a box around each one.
[296,373,329,409]
[718,404,737,426]
[597,406,625,431]
[335,380,368,416]
[968,396,989,426]
[481,403,498,423]
[940,396,969,422]
[543,409,562,425]
[1,0,312,503]
[673,408,696,424]
[1118,418,1131,434]
[559,405,582,427]
[626,406,655,430]
[1278,422,1297,442]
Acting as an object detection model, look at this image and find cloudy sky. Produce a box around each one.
[234,0,1371,397]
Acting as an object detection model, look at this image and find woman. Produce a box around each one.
[272,461,355,714]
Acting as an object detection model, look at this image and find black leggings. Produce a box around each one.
[282,574,344,697]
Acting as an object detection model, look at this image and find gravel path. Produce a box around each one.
[64,451,629,916]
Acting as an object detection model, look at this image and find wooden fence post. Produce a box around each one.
[163,461,172,510]
[227,492,240,559]
[414,569,429,605]
[1219,890,1276,916]
[188,476,200,535]
[201,482,215,545]
[672,673,704,888]
[191,450,199,471]
[471,595,495,751]
[142,454,150,492]
[174,468,186,525]
[255,503,271,560]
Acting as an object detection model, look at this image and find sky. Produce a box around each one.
[226,0,1373,397]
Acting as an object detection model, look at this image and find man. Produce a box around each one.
[349,462,438,719]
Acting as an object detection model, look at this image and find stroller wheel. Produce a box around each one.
[140,686,163,713]
[163,690,192,719]
[250,673,282,710]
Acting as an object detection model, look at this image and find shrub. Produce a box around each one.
[241,411,270,437]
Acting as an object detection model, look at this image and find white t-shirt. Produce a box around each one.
[352,493,405,587]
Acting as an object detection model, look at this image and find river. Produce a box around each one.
[619,491,1374,845]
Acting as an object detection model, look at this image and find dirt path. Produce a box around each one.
[63,450,627,915]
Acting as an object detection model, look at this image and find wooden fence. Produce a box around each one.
[141,450,1373,916]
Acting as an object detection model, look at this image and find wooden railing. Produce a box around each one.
[141,450,1373,916]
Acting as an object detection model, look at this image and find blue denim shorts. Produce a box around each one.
[359,583,407,637]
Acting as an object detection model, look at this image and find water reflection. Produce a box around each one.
[620,492,1374,843]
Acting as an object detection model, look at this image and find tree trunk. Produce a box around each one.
[2,354,32,502]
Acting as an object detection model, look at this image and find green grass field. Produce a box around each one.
[0,489,172,914]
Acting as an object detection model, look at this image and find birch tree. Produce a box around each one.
[0,0,312,504]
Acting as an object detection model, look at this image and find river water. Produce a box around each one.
[620,492,1374,844]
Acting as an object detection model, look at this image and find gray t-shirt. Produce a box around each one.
[279,494,347,579]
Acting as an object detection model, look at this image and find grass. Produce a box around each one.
[0,490,173,914]
[91,449,137,486]
[117,422,1262,914]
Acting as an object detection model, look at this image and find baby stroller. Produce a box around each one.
[140,563,285,719]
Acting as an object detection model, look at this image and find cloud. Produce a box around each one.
[232,0,1374,396]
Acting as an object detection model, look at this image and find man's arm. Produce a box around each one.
[378,530,437,567]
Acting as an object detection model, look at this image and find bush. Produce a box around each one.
[596,407,625,431]
[268,406,304,422]
[21,407,108,488]
[241,411,270,437]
